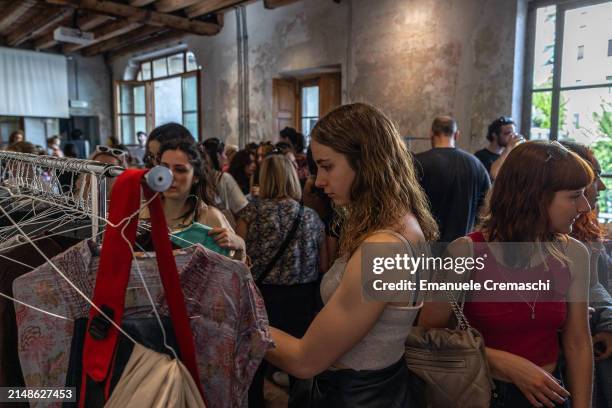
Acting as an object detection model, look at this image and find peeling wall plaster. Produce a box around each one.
[112,0,525,154]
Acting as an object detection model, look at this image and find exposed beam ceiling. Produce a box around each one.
[0,1,37,34]
[155,0,202,13]
[63,20,142,53]
[129,0,156,6]
[263,0,300,9]
[46,0,222,35]
[7,7,73,47]
[34,13,112,50]
[108,30,186,62]
[80,25,163,57]
[185,0,242,19]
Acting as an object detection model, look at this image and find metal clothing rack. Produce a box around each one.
[0,151,172,242]
[0,151,123,224]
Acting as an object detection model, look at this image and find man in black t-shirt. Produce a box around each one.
[474,116,523,180]
[414,116,490,243]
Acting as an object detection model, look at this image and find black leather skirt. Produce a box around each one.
[310,358,416,408]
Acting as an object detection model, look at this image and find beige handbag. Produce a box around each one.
[404,300,494,408]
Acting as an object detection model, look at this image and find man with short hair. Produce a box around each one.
[414,116,490,243]
[474,116,523,180]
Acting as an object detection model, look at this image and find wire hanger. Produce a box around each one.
[0,154,200,359]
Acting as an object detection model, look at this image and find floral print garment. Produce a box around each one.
[240,198,324,285]
[12,240,272,408]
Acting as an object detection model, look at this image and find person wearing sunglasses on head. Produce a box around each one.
[91,145,129,168]
[475,116,524,181]
[72,145,129,201]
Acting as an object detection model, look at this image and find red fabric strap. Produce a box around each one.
[81,169,204,403]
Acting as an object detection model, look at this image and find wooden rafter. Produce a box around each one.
[155,0,202,13]
[129,0,156,6]
[7,7,73,47]
[263,0,300,9]
[34,13,113,50]
[108,30,186,62]
[46,0,222,35]
[80,25,162,57]
[63,20,142,53]
[185,0,242,19]
[0,0,37,34]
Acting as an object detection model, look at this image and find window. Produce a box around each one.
[116,84,146,144]
[300,81,319,142]
[526,0,612,219]
[272,72,341,146]
[116,51,200,142]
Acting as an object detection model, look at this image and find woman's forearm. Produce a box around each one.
[266,327,313,379]
[484,347,512,382]
[564,342,593,408]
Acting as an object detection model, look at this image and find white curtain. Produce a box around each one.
[0,47,69,118]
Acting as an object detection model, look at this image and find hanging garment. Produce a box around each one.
[0,235,82,408]
[78,168,204,407]
[13,169,272,407]
[14,241,272,408]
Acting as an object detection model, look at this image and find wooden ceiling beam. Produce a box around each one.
[80,25,162,57]
[63,20,142,53]
[107,30,186,62]
[0,1,37,34]
[263,0,300,9]
[129,0,156,6]
[155,0,202,13]
[46,0,221,35]
[7,7,73,47]
[33,13,113,50]
[185,0,242,19]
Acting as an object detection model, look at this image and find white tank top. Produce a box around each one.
[319,229,423,370]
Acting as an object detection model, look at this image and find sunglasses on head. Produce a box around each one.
[497,116,514,125]
[96,145,127,158]
[265,148,285,157]
[544,141,570,162]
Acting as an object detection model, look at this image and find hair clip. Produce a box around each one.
[545,153,553,162]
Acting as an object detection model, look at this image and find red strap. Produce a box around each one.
[81,169,204,403]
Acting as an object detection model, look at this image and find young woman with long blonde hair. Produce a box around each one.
[264,103,438,406]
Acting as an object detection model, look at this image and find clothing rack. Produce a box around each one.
[0,151,172,242]
[0,151,122,218]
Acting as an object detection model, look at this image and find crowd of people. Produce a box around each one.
[4,103,610,408]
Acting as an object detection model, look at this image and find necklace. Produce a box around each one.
[493,248,545,320]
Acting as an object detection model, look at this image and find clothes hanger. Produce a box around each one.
[0,157,191,358]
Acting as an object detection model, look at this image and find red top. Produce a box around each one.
[463,232,570,366]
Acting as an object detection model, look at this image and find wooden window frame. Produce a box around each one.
[114,69,202,143]
[136,51,198,82]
